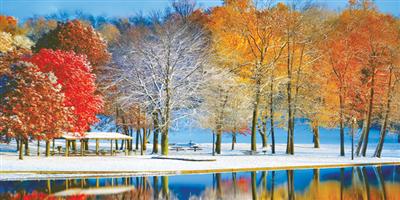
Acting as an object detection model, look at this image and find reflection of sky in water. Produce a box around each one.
[168,174,211,200]
[1,165,399,199]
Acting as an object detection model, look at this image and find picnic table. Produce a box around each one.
[170,146,184,151]
[188,145,202,152]
[169,142,202,152]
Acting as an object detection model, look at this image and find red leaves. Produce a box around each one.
[0,62,73,140]
[34,20,110,69]
[1,48,102,140]
[27,49,103,133]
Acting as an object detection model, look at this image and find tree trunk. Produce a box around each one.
[142,127,147,151]
[312,121,320,148]
[52,139,55,153]
[356,116,367,156]
[37,140,40,156]
[351,119,356,160]
[270,81,275,154]
[120,139,124,150]
[231,131,236,150]
[251,79,261,152]
[161,129,168,156]
[161,66,172,156]
[339,93,345,156]
[129,127,133,150]
[212,131,215,156]
[152,112,159,154]
[286,31,294,155]
[361,69,376,157]
[374,67,393,158]
[19,139,24,160]
[24,139,29,156]
[260,116,267,148]
[136,129,140,150]
[16,139,20,152]
[139,131,144,156]
[45,140,50,157]
[290,117,295,154]
[215,128,222,154]
[374,117,388,158]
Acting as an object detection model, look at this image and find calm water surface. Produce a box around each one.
[1,165,399,200]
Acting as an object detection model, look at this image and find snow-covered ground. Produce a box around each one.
[1,139,399,180]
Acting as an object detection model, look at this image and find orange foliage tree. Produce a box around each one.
[352,8,399,156]
[206,0,287,152]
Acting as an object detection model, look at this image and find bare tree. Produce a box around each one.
[112,16,211,155]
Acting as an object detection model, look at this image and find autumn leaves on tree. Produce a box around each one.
[204,0,400,156]
[0,18,107,159]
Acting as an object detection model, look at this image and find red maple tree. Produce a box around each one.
[27,49,103,133]
[33,20,110,69]
[0,62,73,143]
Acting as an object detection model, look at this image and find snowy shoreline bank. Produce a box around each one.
[1,142,399,180]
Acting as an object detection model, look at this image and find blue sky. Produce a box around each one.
[1,0,399,21]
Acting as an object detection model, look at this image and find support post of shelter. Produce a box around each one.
[62,132,133,157]
[80,139,84,156]
[96,139,99,155]
[52,139,55,156]
[125,139,128,155]
[65,140,69,157]
[110,139,113,156]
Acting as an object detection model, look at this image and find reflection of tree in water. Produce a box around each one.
[1,166,399,200]
[190,173,252,200]
[281,167,399,200]
[0,177,153,200]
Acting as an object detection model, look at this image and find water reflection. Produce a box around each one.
[0,165,399,200]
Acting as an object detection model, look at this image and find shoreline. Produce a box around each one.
[1,161,399,181]
[1,143,399,180]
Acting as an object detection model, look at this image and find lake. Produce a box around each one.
[97,121,399,145]
[1,165,399,199]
